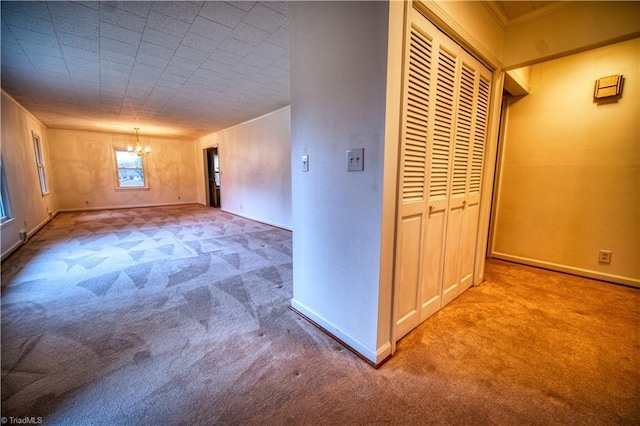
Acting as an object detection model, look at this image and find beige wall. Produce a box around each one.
[492,38,639,286]
[197,106,291,230]
[503,1,640,69]
[48,129,199,211]
[1,92,58,259]
[290,1,390,364]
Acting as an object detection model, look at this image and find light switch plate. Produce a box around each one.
[347,148,364,172]
[301,155,309,172]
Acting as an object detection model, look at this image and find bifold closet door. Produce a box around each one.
[394,7,492,341]
[441,50,492,306]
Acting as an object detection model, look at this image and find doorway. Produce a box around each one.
[206,147,220,208]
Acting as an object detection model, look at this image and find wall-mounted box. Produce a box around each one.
[594,74,623,99]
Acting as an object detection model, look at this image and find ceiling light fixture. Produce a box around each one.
[128,127,151,157]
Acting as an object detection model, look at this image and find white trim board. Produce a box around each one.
[221,208,292,232]
[1,214,52,261]
[491,252,640,288]
[56,201,198,213]
[291,298,392,367]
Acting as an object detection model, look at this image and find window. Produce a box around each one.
[32,132,49,195]
[113,148,149,190]
[1,156,13,224]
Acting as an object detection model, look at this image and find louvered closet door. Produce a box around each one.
[441,50,492,306]
[394,15,437,339]
[394,6,492,341]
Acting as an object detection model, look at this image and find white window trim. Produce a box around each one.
[1,156,14,225]
[112,146,150,191]
[32,131,49,196]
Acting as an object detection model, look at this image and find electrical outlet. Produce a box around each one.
[346,148,364,172]
[598,250,612,264]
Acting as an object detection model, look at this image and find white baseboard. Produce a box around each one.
[29,215,51,239]
[56,201,198,213]
[491,252,640,288]
[1,240,23,262]
[1,214,53,261]
[221,208,292,231]
[290,298,391,366]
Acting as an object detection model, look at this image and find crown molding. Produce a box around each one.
[481,1,509,28]
[413,0,502,70]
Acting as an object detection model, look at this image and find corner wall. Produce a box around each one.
[491,38,640,286]
[503,1,640,69]
[196,106,292,230]
[1,92,57,259]
[47,129,199,211]
[290,1,390,364]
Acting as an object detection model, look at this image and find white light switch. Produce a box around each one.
[301,155,309,172]
[347,148,364,172]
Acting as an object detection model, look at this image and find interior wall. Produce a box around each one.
[48,129,198,211]
[502,1,640,69]
[290,1,389,364]
[197,106,291,230]
[492,38,640,287]
[1,92,58,259]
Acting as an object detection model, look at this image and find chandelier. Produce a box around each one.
[128,127,151,157]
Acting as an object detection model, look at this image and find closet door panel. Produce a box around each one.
[435,35,463,307]
[459,63,492,293]
[442,204,463,305]
[394,18,436,340]
[421,208,445,320]
[459,201,479,292]
[396,214,423,338]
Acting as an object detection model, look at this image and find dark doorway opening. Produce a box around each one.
[206,147,220,208]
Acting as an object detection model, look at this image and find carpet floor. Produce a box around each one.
[1,204,638,425]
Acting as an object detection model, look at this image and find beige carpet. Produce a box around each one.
[1,205,638,425]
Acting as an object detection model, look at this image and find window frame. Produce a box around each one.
[1,156,13,225]
[112,146,150,191]
[32,131,49,196]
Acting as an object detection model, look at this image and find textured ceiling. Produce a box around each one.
[1,1,290,139]
[494,1,560,21]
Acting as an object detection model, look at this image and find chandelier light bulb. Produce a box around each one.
[129,127,151,157]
